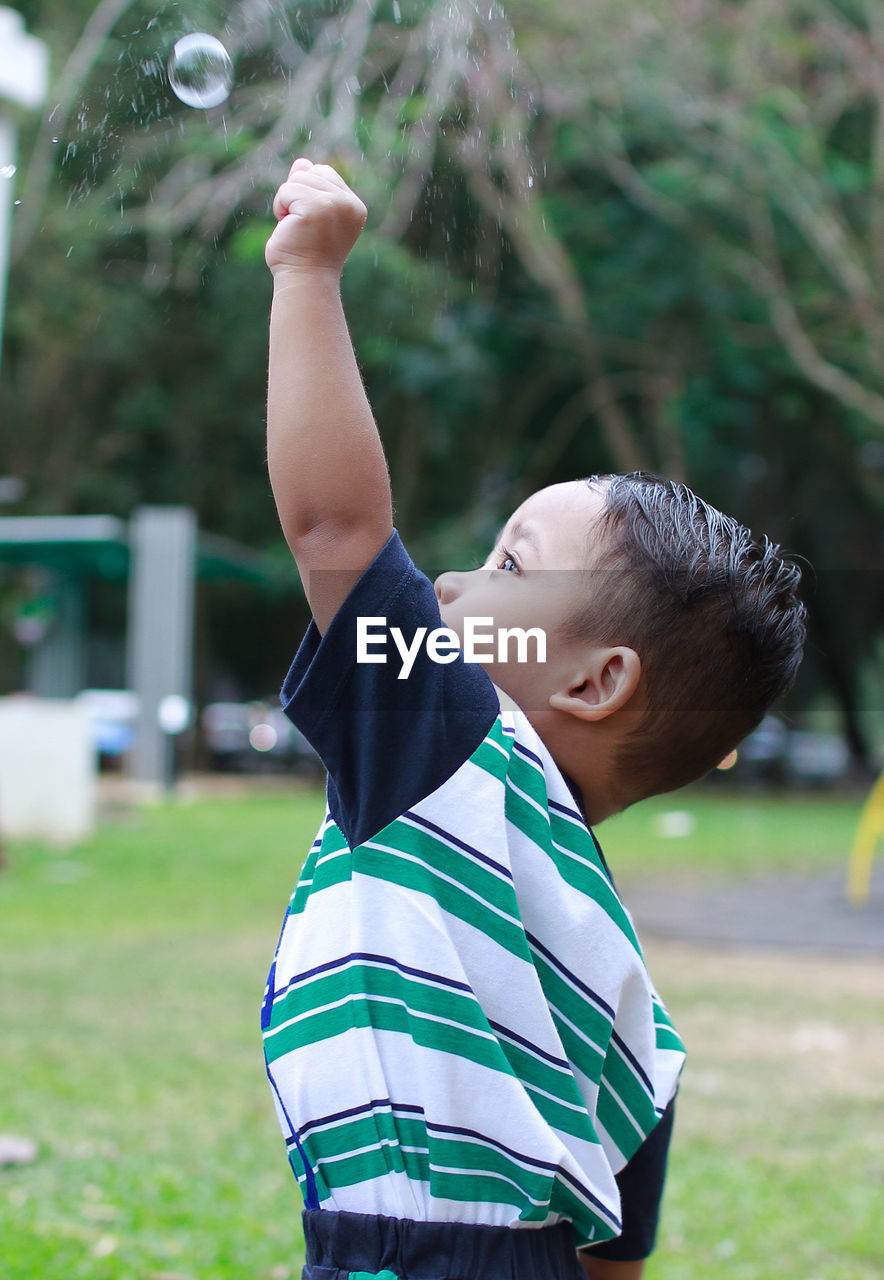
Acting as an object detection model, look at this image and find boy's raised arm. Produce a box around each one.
[265,159,394,633]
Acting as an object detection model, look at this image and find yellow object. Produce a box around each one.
[847,769,884,905]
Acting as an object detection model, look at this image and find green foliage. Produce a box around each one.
[1,0,883,746]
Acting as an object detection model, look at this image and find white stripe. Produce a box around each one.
[550,838,618,892]
[505,777,550,822]
[483,732,512,760]
[548,803,585,829]
[290,847,349,903]
[316,846,350,870]
[545,1001,607,1062]
[316,1136,427,1168]
[277,957,575,1086]
[598,1074,647,1143]
[359,840,522,929]
[492,1026,571,1077]
[396,813,513,886]
[522,1078,586,1116]
[530,945,618,1023]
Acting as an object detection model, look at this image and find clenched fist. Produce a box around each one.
[265,158,368,277]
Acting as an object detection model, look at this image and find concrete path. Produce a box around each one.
[624,865,884,954]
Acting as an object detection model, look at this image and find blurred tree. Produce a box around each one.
[1,0,882,759]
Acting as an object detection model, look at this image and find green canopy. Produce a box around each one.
[0,514,285,585]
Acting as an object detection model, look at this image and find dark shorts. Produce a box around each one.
[301,1208,586,1280]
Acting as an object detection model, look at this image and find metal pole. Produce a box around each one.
[126,507,196,792]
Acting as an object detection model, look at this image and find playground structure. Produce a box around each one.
[0,507,283,793]
[848,768,884,906]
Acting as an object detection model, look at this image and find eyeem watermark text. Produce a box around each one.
[357,616,546,680]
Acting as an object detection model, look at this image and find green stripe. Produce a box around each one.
[504,758,641,954]
[265,986,516,1079]
[267,963,493,1038]
[303,1111,618,1243]
[549,1176,619,1247]
[529,951,611,1071]
[317,1139,430,1191]
[468,723,513,782]
[303,1107,431,1192]
[653,999,686,1054]
[290,826,351,914]
[361,818,518,917]
[506,741,551,808]
[288,840,322,915]
[546,816,641,951]
[596,1057,656,1155]
[305,1115,553,1225]
[267,962,595,1135]
[527,950,659,1150]
[307,1108,428,1163]
[351,838,530,961]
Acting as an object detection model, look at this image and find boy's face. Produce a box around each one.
[434,481,609,716]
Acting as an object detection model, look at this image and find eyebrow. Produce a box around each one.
[497,520,541,555]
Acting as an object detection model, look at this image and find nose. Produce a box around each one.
[434,570,465,605]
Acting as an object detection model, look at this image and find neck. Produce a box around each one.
[542,716,637,827]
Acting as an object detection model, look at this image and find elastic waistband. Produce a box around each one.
[302,1208,582,1280]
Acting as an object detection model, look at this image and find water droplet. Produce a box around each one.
[526,175,534,188]
[51,137,60,144]
[167,33,233,110]
[0,164,16,180]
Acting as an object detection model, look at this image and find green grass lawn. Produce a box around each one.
[0,782,878,1279]
[602,784,867,881]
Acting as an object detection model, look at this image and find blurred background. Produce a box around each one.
[1,5,883,1278]
[1,0,882,788]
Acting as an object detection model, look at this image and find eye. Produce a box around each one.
[498,547,520,573]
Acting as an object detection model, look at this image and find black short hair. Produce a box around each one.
[566,472,807,798]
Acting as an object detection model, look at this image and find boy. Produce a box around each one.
[261,160,806,1280]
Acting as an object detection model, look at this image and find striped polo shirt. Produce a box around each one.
[262,532,685,1252]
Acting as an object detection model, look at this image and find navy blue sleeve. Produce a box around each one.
[579,1098,676,1261]
[281,531,500,850]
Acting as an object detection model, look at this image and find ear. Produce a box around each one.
[548,647,642,723]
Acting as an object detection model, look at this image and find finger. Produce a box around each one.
[287,156,313,177]
[272,176,333,222]
[272,181,302,222]
[285,159,357,201]
[283,166,368,225]
[302,163,353,193]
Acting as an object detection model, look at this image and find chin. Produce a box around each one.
[437,606,459,637]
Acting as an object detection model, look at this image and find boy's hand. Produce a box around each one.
[265,158,367,277]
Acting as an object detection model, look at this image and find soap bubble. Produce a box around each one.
[167,32,233,109]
